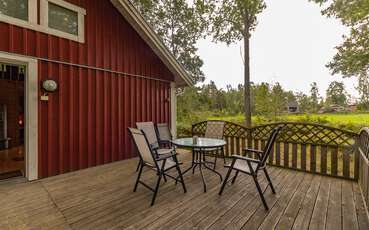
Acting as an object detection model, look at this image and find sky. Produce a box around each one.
[197,0,358,99]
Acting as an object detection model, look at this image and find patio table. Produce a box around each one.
[171,137,226,192]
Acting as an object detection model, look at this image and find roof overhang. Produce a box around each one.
[111,0,194,87]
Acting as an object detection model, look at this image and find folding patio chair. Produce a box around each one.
[201,121,226,169]
[136,122,174,171]
[219,126,282,210]
[156,123,173,148]
[128,128,186,206]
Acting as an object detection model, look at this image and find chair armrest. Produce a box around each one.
[243,148,263,159]
[159,140,171,145]
[243,148,263,154]
[231,155,261,164]
[156,152,177,161]
[150,142,160,150]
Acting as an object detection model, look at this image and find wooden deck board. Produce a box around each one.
[309,176,331,230]
[0,154,368,230]
[325,178,342,230]
[272,173,314,230]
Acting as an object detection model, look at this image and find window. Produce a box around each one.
[0,0,36,26]
[40,0,86,42]
[48,2,78,35]
[0,0,28,21]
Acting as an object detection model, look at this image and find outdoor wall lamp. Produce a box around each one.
[40,79,58,101]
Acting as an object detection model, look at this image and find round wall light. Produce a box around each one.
[42,79,58,93]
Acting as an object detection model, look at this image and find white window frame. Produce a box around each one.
[40,0,86,43]
[0,0,38,29]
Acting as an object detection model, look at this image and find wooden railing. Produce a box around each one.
[358,127,369,214]
[192,120,359,180]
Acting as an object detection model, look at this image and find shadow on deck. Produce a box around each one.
[0,153,368,230]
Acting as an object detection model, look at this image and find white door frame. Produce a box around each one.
[0,52,38,181]
[170,82,177,138]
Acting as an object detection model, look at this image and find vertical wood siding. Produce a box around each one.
[0,0,174,178]
[38,61,171,177]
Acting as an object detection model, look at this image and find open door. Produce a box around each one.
[0,63,25,179]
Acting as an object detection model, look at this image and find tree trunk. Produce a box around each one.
[244,35,252,127]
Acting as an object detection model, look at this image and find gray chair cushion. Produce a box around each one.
[225,158,258,173]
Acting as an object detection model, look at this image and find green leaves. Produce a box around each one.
[328,24,369,78]
[132,0,209,83]
[326,81,348,106]
[311,0,369,79]
[210,0,266,44]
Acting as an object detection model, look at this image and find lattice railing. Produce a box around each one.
[192,120,360,180]
[250,122,356,146]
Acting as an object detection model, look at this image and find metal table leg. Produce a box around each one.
[180,147,224,193]
[198,159,207,192]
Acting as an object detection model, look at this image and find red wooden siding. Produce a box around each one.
[38,61,171,177]
[0,0,174,178]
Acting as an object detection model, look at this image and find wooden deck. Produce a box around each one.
[0,153,368,230]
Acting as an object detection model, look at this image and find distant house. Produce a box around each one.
[319,104,346,113]
[287,101,299,113]
[348,104,358,112]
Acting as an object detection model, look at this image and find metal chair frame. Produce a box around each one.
[135,122,173,172]
[219,126,282,210]
[155,123,173,148]
[202,121,226,169]
[128,128,187,206]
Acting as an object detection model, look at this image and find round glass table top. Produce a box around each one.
[171,137,226,148]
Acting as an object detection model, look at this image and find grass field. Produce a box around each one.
[207,113,369,132]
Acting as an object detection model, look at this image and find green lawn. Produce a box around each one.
[207,113,369,132]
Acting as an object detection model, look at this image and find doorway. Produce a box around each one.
[0,63,25,179]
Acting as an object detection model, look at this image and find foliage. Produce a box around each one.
[177,112,368,136]
[177,80,351,126]
[295,92,312,113]
[209,0,267,127]
[325,81,348,106]
[209,0,266,43]
[252,83,271,116]
[225,84,244,115]
[270,83,287,119]
[177,79,367,136]
[205,113,369,133]
[310,82,321,112]
[132,0,211,83]
[357,74,369,109]
[311,0,369,79]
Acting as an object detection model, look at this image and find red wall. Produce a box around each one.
[0,0,173,178]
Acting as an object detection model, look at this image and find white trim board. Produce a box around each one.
[170,82,177,138]
[0,52,38,181]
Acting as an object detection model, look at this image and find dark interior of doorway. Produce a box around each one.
[0,63,25,180]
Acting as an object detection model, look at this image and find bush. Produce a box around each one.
[177,113,367,136]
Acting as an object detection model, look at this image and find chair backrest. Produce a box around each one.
[156,123,172,142]
[128,128,157,167]
[258,126,282,170]
[136,122,159,149]
[204,121,225,139]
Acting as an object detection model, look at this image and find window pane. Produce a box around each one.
[0,0,28,21]
[48,2,78,35]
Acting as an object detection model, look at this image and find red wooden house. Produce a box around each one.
[0,0,192,180]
